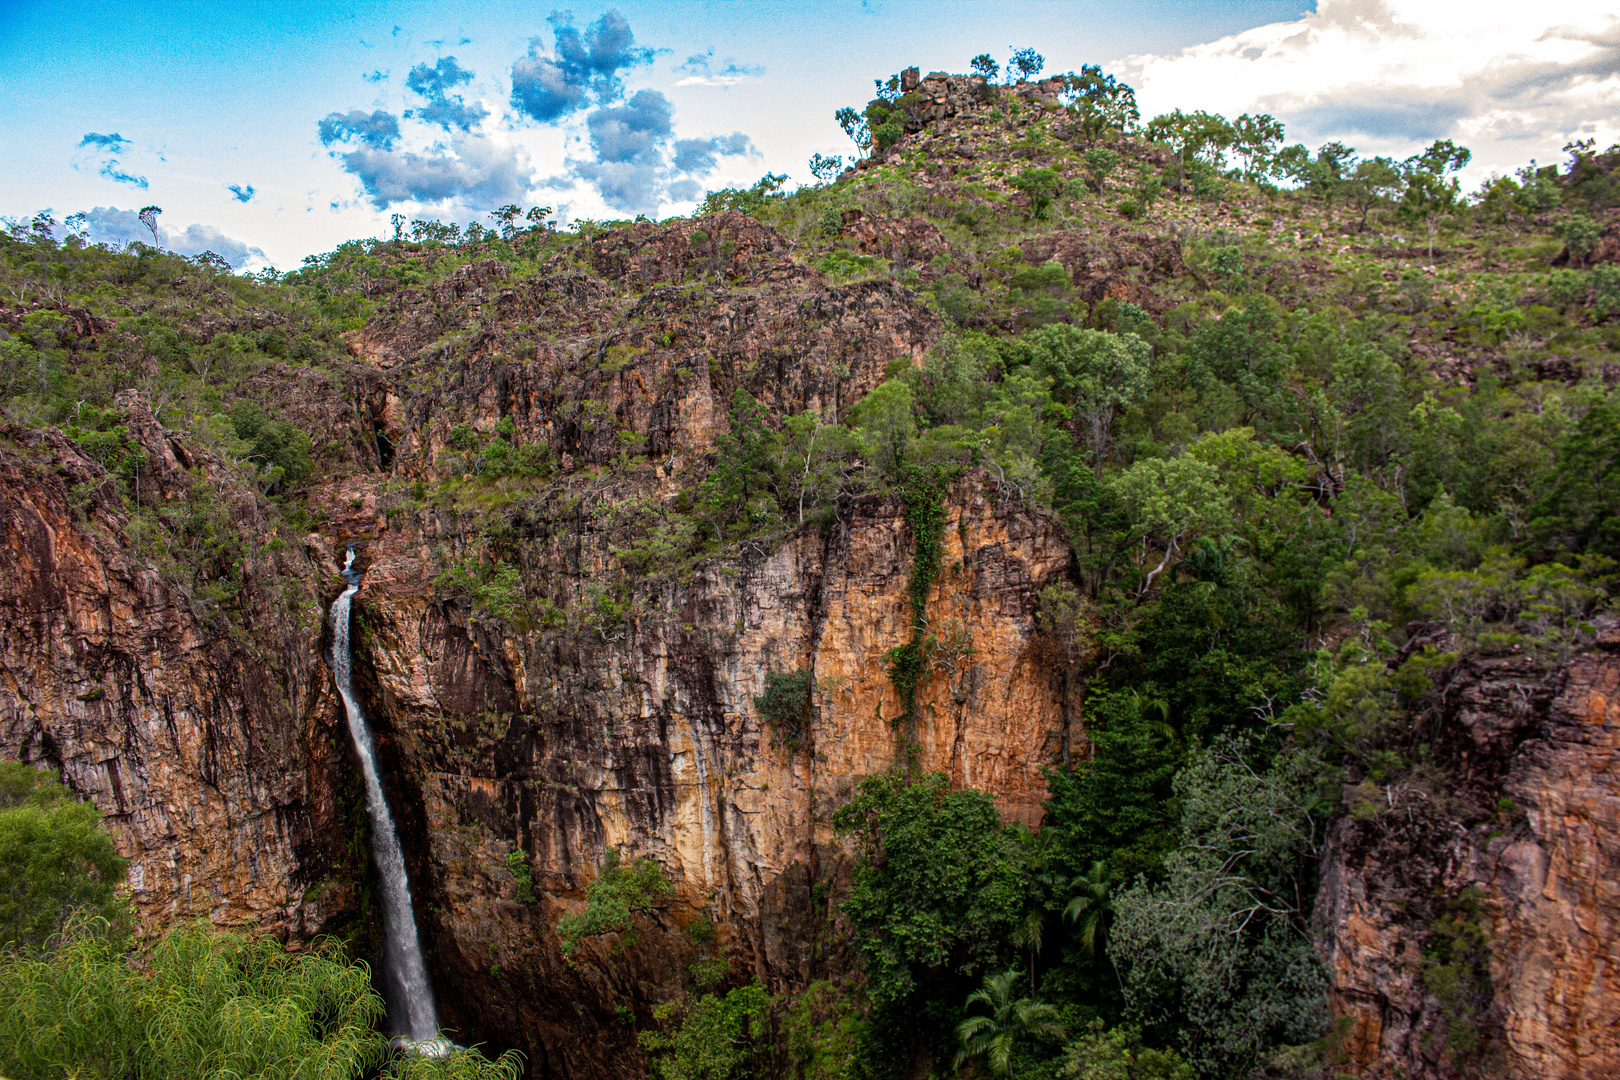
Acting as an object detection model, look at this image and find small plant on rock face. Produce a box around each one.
[755,669,812,750]
[556,848,671,957]
[506,850,535,903]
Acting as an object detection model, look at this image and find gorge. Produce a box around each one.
[2,59,1620,1080]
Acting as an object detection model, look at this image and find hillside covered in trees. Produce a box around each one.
[3,51,1620,1080]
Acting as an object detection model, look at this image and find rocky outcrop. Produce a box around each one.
[1316,624,1620,1078]
[0,398,353,937]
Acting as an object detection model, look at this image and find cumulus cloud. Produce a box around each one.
[316,9,756,217]
[559,89,756,214]
[674,52,765,87]
[337,137,534,209]
[317,109,401,150]
[1114,0,1620,176]
[227,184,255,203]
[509,10,655,123]
[405,56,489,131]
[79,206,270,268]
[671,132,756,174]
[78,132,129,152]
[364,69,389,83]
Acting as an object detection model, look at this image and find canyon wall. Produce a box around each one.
[0,213,1079,1076]
[6,210,1619,1079]
[1316,624,1620,1078]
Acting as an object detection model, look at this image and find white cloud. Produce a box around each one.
[1113,0,1620,180]
[675,74,757,88]
[81,206,271,270]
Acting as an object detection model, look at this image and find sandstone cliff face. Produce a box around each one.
[1316,623,1620,1078]
[0,399,356,937]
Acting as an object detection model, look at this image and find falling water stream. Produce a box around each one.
[331,551,446,1051]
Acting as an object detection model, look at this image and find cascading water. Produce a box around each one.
[330,551,444,1050]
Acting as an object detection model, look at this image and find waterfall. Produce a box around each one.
[330,553,443,1049]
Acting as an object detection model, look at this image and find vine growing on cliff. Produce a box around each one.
[885,464,955,751]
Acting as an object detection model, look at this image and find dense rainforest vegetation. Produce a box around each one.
[4,47,1620,1080]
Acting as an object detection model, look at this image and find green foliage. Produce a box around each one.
[1014,167,1062,218]
[698,173,789,217]
[1559,212,1602,269]
[230,401,313,491]
[1016,325,1151,475]
[1062,1025,1196,1080]
[954,968,1064,1076]
[833,773,1030,1009]
[1108,740,1327,1075]
[0,921,523,1080]
[1083,148,1123,194]
[755,669,813,750]
[1528,394,1620,560]
[639,982,772,1080]
[435,553,527,623]
[783,981,864,1080]
[1060,67,1139,147]
[1420,887,1493,1060]
[0,762,128,952]
[506,851,535,903]
[556,848,672,957]
[64,406,146,480]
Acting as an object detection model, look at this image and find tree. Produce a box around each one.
[1527,394,1620,560]
[556,848,672,956]
[1400,139,1472,264]
[808,153,844,182]
[1021,325,1152,478]
[1345,156,1401,231]
[1013,167,1062,219]
[1063,861,1114,958]
[1063,1025,1196,1080]
[1108,741,1327,1075]
[1561,212,1602,270]
[1084,148,1123,194]
[1144,111,1234,193]
[832,772,1031,1009]
[0,761,128,952]
[230,400,314,493]
[0,921,523,1080]
[1109,455,1231,594]
[971,53,1001,81]
[835,107,871,153]
[639,983,772,1080]
[849,378,917,481]
[954,968,1064,1078]
[1060,67,1140,147]
[1230,113,1285,182]
[1283,142,1355,220]
[137,205,162,248]
[1009,48,1045,82]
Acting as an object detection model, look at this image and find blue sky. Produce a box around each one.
[3,0,1617,269]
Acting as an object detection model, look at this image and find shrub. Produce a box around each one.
[755,669,812,749]
[556,849,671,956]
[0,761,128,952]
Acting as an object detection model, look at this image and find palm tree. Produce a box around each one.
[1062,861,1113,956]
[953,968,1064,1078]
[1009,908,1044,996]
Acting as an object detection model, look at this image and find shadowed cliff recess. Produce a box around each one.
[3,55,1620,1080]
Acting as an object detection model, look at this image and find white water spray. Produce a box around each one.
[331,551,444,1049]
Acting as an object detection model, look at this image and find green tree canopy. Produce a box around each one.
[0,761,128,952]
